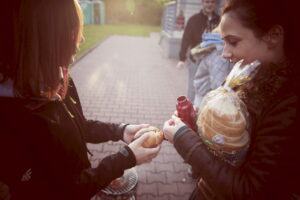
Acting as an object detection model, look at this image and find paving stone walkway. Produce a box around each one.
[71,33,196,200]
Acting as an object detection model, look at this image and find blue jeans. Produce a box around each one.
[187,60,198,103]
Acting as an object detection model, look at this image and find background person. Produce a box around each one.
[192,27,233,109]
[187,27,232,179]
[176,0,220,103]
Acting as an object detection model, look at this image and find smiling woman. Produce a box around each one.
[162,0,300,199]
[220,3,285,66]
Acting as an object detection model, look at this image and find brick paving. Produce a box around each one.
[70,33,196,200]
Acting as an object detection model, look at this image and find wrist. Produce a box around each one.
[120,146,136,166]
[120,123,130,141]
[174,125,189,140]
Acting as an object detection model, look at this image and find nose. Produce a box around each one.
[221,47,232,60]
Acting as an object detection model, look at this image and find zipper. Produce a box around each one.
[62,102,75,118]
[70,96,77,104]
[63,97,93,157]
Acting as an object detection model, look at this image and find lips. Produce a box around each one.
[230,59,238,63]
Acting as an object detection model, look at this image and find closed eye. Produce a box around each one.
[228,40,238,47]
[223,35,241,47]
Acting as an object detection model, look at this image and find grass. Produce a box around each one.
[76,24,161,58]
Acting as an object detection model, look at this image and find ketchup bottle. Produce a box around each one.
[176,96,197,132]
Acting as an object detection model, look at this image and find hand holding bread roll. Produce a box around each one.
[134,126,164,148]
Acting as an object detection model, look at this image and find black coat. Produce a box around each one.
[0,79,136,200]
[174,63,300,199]
[179,10,220,62]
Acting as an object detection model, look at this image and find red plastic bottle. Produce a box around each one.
[176,96,197,132]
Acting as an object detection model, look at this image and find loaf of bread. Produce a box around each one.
[135,126,164,148]
[197,92,249,150]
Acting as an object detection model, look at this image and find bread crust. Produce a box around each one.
[198,106,246,137]
[198,104,249,150]
[135,126,164,148]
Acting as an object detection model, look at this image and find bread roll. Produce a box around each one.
[135,126,164,148]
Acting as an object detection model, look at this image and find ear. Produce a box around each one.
[263,25,284,48]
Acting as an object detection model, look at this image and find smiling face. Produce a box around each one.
[220,12,282,66]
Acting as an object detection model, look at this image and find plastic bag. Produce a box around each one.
[197,60,260,166]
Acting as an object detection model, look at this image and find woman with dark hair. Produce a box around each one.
[0,0,160,199]
[163,0,300,199]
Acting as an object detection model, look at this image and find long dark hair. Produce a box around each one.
[222,0,298,76]
[0,0,83,98]
[222,0,299,114]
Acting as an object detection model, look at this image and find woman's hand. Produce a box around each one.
[123,124,149,144]
[163,115,186,144]
[128,132,161,165]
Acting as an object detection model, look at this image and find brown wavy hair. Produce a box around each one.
[0,0,83,98]
[222,0,298,114]
[237,62,292,116]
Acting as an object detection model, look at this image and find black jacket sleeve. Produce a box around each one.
[179,18,193,61]
[84,120,127,143]
[26,114,136,199]
[173,94,299,199]
[67,78,127,143]
[179,12,220,62]
[76,146,136,198]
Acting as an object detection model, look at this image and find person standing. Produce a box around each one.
[0,1,160,199]
[176,0,220,102]
[163,0,300,199]
[192,30,233,109]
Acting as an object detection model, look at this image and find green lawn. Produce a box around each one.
[76,24,161,58]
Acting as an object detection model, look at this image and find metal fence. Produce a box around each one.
[161,1,177,35]
[161,0,226,37]
[161,1,201,36]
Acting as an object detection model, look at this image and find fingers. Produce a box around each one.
[147,144,161,154]
[133,131,143,140]
[139,124,150,129]
[134,132,151,145]
[171,115,182,124]
[163,119,174,132]
[131,124,150,140]
[163,119,171,127]
[130,124,150,132]
[143,145,161,163]
[173,110,178,116]
[129,137,162,165]
[171,115,180,120]
[194,106,199,113]
[169,119,175,126]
